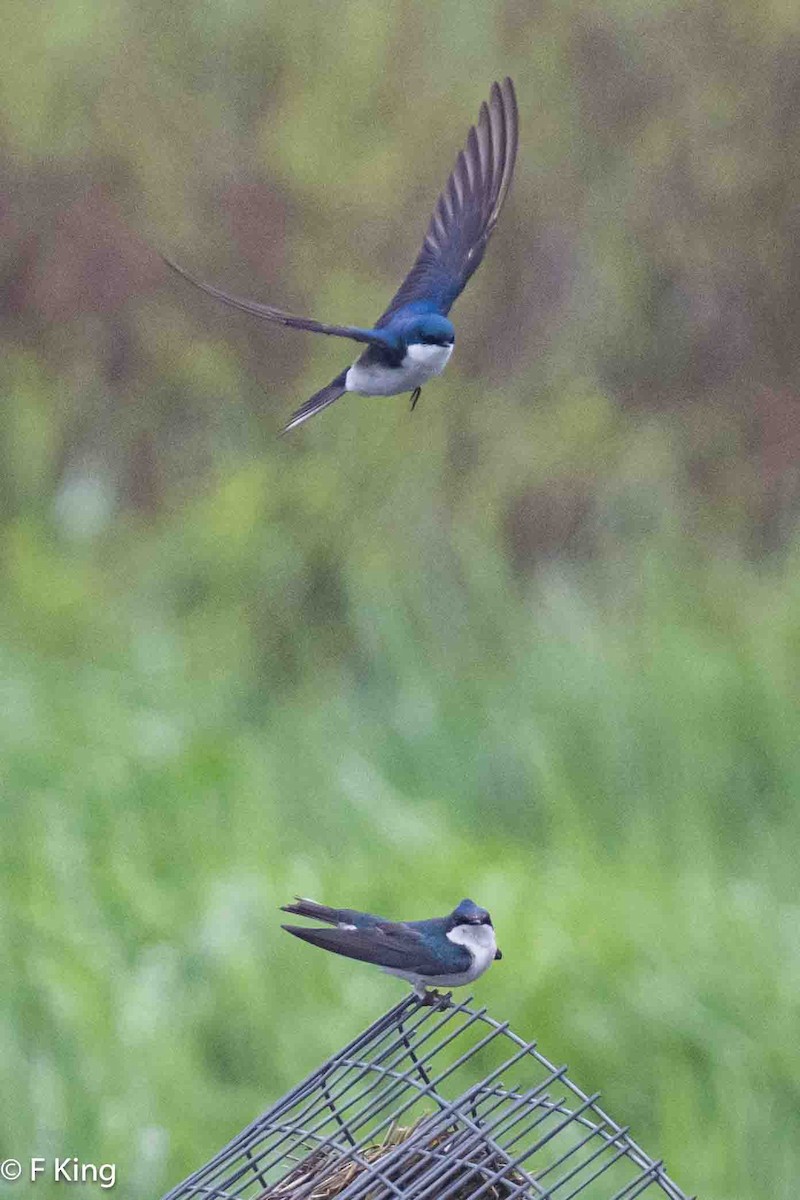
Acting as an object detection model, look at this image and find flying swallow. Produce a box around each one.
[281,897,502,1003]
[164,79,518,433]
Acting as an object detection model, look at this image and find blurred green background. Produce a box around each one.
[1,2,799,1198]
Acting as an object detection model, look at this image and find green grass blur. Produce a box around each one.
[1,3,800,1199]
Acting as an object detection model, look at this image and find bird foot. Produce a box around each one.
[418,989,453,1009]
[410,387,422,412]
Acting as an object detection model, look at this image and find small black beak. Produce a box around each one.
[494,948,503,960]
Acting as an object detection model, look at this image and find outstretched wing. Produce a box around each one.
[163,257,390,348]
[282,921,470,976]
[376,78,518,326]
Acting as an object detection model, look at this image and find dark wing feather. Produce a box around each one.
[163,257,389,348]
[376,78,518,324]
[282,922,470,975]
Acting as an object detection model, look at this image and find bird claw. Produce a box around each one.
[410,387,422,412]
[418,989,453,1009]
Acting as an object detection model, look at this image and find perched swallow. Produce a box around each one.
[164,79,518,433]
[281,897,502,1003]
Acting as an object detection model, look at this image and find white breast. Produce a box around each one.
[444,922,497,983]
[379,921,497,993]
[345,341,453,397]
[404,342,454,372]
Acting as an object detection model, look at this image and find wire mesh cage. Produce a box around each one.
[162,995,694,1200]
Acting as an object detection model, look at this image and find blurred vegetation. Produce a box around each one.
[1,2,800,1198]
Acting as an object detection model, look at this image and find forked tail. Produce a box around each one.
[280,897,342,924]
[281,370,348,434]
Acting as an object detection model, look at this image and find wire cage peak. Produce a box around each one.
[162,995,693,1200]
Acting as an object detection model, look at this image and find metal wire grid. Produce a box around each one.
[161,995,694,1200]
